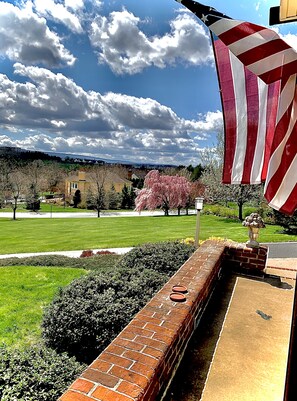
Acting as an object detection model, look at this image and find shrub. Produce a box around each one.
[273,209,297,234]
[204,204,240,219]
[117,241,195,276]
[42,267,167,363]
[181,237,195,246]
[80,249,94,258]
[0,345,85,401]
[41,242,194,363]
[25,199,40,211]
[80,249,116,257]
[96,250,116,255]
[0,254,121,271]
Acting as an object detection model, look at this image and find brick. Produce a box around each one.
[91,386,133,401]
[143,345,165,359]
[59,390,92,401]
[257,253,267,261]
[121,324,154,339]
[123,349,157,366]
[100,352,133,368]
[70,378,95,394]
[134,335,168,351]
[153,331,174,345]
[130,361,155,377]
[105,344,125,356]
[119,328,136,341]
[142,379,160,401]
[131,318,147,328]
[236,256,249,263]
[136,313,164,326]
[136,308,155,318]
[90,359,112,372]
[116,338,144,352]
[117,380,143,398]
[82,369,119,388]
[110,365,148,388]
[145,323,175,338]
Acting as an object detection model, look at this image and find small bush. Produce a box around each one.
[80,249,116,257]
[0,345,85,401]
[117,241,195,276]
[42,267,167,363]
[203,204,238,219]
[80,249,94,258]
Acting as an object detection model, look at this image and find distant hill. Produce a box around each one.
[45,150,176,168]
[0,146,61,162]
[0,146,176,169]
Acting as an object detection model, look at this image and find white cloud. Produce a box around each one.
[0,64,221,165]
[280,32,297,51]
[65,0,84,12]
[33,0,83,33]
[0,1,75,67]
[0,130,209,165]
[90,10,213,75]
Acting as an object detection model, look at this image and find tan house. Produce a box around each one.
[65,170,132,198]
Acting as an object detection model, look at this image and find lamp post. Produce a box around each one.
[194,197,204,248]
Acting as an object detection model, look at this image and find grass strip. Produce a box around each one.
[0,266,87,347]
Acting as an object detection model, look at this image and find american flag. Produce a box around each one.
[176,0,297,215]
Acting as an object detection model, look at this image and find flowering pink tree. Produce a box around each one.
[135,170,191,216]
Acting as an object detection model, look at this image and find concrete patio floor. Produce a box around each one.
[165,258,296,401]
[200,275,295,401]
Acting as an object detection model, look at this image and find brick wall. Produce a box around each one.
[58,240,268,401]
[224,241,268,274]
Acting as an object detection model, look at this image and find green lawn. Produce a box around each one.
[0,215,296,255]
[0,266,87,347]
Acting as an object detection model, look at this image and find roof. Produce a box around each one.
[67,171,132,185]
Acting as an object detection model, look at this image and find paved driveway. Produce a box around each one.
[263,242,297,258]
[0,210,187,218]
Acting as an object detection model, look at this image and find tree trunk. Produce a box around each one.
[238,200,243,221]
[97,209,100,218]
[12,198,17,220]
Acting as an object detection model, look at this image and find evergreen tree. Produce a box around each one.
[107,185,119,210]
[121,184,130,209]
[73,189,81,208]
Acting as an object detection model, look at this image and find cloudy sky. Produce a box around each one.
[1,0,297,165]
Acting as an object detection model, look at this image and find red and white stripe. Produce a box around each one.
[210,19,297,214]
[214,38,279,185]
[211,19,297,85]
[264,74,297,214]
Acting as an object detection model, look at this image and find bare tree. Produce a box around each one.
[8,168,27,220]
[201,132,262,220]
[0,160,9,207]
[23,160,47,211]
[86,165,109,217]
[43,162,66,195]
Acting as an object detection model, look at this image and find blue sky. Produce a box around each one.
[0,0,296,165]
